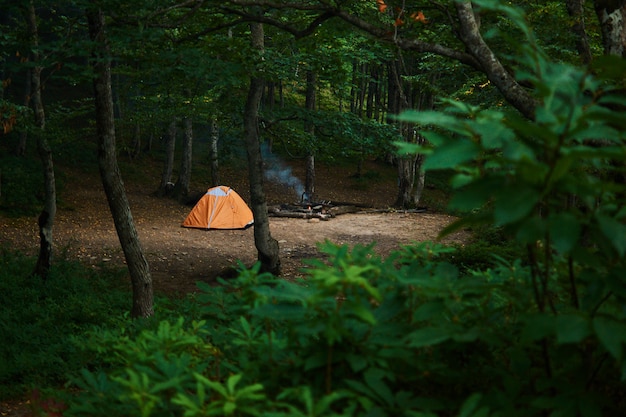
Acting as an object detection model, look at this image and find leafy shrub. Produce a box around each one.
[440,225,523,274]
[62,236,626,416]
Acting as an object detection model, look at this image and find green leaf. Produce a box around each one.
[395,141,427,156]
[364,368,394,406]
[515,216,546,245]
[413,301,446,322]
[406,326,452,348]
[347,302,377,325]
[593,316,626,360]
[548,213,582,254]
[394,110,461,130]
[596,214,626,256]
[226,374,242,394]
[521,314,555,343]
[223,401,236,415]
[502,137,536,162]
[555,314,590,344]
[493,184,540,225]
[448,179,500,211]
[424,139,480,170]
[473,114,514,149]
[458,393,484,417]
[239,316,252,337]
[251,304,307,321]
[346,353,368,373]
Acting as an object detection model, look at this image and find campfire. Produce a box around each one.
[268,192,369,220]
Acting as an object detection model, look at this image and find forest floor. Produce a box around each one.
[0,157,470,296]
[0,157,471,416]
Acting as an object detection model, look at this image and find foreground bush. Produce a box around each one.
[61,238,625,416]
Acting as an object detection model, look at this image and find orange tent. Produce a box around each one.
[182,186,254,230]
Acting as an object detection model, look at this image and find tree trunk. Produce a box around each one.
[394,156,417,208]
[174,116,192,199]
[87,7,153,318]
[387,58,419,208]
[130,122,141,159]
[15,68,31,156]
[304,70,316,197]
[210,117,220,187]
[412,154,426,207]
[27,1,57,280]
[566,0,593,64]
[594,0,626,57]
[454,1,537,120]
[245,22,281,275]
[158,118,177,195]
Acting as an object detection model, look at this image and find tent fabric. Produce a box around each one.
[182,186,254,230]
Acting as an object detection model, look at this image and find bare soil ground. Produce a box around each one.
[0,159,469,416]
[0,159,469,296]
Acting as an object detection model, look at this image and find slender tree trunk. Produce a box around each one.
[15,69,31,156]
[388,59,416,208]
[304,70,316,197]
[174,116,193,199]
[245,22,281,275]
[27,1,57,280]
[87,7,153,318]
[210,117,220,187]
[395,157,417,208]
[566,0,593,64]
[158,118,177,195]
[131,122,141,159]
[350,60,358,113]
[412,154,426,206]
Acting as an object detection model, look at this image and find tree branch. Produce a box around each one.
[454,1,537,119]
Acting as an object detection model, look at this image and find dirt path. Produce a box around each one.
[0,162,469,295]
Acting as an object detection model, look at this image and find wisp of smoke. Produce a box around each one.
[261,144,305,197]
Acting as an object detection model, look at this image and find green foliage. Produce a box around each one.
[440,225,524,274]
[0,154,43,216]
[60,234,625,416]
[0,249,129,399]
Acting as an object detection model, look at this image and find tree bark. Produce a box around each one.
[27,0,57,280]
[15,69,31,157]
[174,116,193,199]
[245,22,281,275]
[454,1,537,120]
[304,69,316,197]
[87,7,154,318]
[566,0,593,64]
[158,118,177,195]
[210,117,220,187]
[594,0,626,57]
[387,58,419,208]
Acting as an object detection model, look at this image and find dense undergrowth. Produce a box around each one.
[0,248,130,400]
[2,229,625,416]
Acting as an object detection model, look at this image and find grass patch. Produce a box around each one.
[0,248,130,400]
